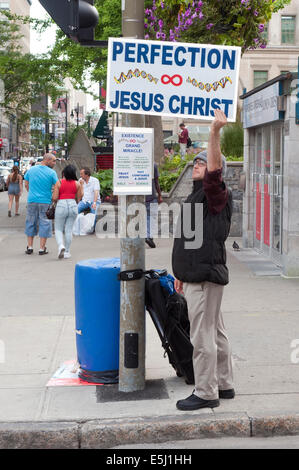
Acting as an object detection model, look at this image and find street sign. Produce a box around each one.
[106,38,241,121]
[113,127,153,196]
[243,82,280,129]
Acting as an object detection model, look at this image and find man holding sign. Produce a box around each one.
[172,109,234,411]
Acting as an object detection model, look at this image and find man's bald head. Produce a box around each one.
[43,153,56,168]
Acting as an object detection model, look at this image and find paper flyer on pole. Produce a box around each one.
[113,127,153,196]
[106,37,241,121]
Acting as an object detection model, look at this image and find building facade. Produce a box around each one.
[10,0,31,53]
[240,0,299,93]
[49,78,88,156]
[241,72,299,277]
[0,0,31,158]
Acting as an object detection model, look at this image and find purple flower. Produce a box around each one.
[161,33,166,40]
[258,23,265,32]
[161,1,164,8]
[254,10,258,16]
[198,0,203,7]
[158,19,163,29]
[199,11,204,19]
[206,23,214,29]
[260,43,267,49]
[145,34,149,40]
[156,32,161,39]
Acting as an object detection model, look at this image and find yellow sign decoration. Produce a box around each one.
[187,76,232,92]
[114,69,159,85]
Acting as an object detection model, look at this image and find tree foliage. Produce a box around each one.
[145,0,292,51]
[49,0,122,91]
[221,121,244,158]
[0,12,64,128]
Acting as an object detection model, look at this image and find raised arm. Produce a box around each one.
[207,109,227,173]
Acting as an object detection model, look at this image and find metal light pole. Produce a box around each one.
[71,103,80,128]
[58,93,69,158]
[65,92,68,158]
[118,0,146,393]
[45,94,49,153]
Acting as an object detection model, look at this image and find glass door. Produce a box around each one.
[262,127,271,255]
[253,130,262,250]
[271,126,283,265]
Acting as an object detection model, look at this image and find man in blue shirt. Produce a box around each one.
[24,153,58,255]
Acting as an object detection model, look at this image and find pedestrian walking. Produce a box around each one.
[24,153,58,255]
[178,123,189,158]
[172,109,234,411]
[52,165,83,259]
[6,165,23,217]
[145,163,163,248]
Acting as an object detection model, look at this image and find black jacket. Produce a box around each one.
[172,179,233,285]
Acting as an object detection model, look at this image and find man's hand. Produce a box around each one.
[174,279,184,295]
[207,108,227,172]
[211,109,228,132]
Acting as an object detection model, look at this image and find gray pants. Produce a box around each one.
[184,281,234,400]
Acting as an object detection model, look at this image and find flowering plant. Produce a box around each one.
[144,0,291,51]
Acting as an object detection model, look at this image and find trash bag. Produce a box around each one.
[73,213,95,236]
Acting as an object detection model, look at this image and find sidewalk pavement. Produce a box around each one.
[0,193,299,448]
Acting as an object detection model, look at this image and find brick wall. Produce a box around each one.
[161,161,243,237]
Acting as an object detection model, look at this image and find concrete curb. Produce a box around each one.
[0,413,299,448]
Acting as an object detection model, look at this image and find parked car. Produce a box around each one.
[0,175,5,191]
[0,167,10,189]
[4,160,14,169]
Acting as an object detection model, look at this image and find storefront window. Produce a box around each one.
[281,16,296,44]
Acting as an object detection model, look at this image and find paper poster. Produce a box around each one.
[113,127,153,195]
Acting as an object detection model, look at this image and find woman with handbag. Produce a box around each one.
[6,166,23,217]
[52,165,83,259]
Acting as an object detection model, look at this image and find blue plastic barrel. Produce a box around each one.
[74,258,120,383]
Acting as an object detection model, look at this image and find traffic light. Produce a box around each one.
[39,0,108,47]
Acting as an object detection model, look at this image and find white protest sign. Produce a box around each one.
[113,127,153,196]
[106,38,241,122]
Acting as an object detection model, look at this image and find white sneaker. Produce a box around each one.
[58,245,65,259]
[64,251,71,259]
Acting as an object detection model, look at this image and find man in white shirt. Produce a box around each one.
[78,167,101,221]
